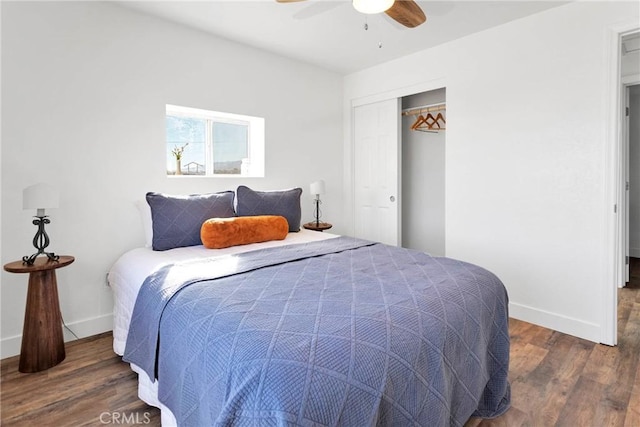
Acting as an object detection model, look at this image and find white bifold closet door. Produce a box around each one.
[353,98,401,246]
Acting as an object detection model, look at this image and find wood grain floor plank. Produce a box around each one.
[625,360,640,427]
[508,342,547,381]
[555,376,613,427]
[536,337,593,426]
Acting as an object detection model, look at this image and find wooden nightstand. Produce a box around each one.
[303,222,333,232]
[4,256,74,373]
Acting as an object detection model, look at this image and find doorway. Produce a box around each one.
[607,28,640,346]
[626,83,640,285]
[620,31,640,290]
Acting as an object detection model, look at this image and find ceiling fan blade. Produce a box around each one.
[385,0,426,28]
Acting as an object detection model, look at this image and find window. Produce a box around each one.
[166,104,265,177]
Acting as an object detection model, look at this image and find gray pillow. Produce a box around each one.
[236,185,302,232]
[146,191,235,251]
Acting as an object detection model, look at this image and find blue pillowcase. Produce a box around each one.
[146,191,235,251]
[236,185,302,232]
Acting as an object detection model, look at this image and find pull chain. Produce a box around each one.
[362,16,383,48]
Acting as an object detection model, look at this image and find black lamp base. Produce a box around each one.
[22,251,59,266]
[22,216,59,266]
[313,196,323,227]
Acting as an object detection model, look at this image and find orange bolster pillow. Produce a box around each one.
[201,215,289,249]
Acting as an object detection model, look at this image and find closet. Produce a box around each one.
[352,88,446,256]
[401,88,446,256]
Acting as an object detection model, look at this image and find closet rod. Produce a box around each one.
[401,102,446,116]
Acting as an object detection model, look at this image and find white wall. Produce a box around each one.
[401,89,446,256]
[0,1,343,357]
[344,1,639,343]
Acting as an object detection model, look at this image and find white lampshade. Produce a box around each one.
[23,183,59,215]
[353,0,395,14]
[310,180,326,196]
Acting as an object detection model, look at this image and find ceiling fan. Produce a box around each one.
[276,0,427,28]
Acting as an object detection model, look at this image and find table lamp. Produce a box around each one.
[310,180,326,227]
[22,183,60,265]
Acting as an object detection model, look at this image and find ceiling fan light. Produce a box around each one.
[353,0,395,14]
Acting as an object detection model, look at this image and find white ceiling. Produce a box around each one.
[116,0,570,74]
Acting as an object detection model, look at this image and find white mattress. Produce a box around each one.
[108,229,338,356]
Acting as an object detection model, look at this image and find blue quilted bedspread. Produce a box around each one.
[124,237,510,426]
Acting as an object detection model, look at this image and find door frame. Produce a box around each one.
[604,23,640,346]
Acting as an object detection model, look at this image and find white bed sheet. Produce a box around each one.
[108,229,338,356]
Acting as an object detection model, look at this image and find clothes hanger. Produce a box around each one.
[415,111,443,132]
[434,112,446,129]
[411,113,426,130]
[422,113,437,130]
[405,105,446,132]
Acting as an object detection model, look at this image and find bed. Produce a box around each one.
[108,189,510,426]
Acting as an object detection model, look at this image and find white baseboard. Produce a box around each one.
[1,313,113,359]
[630,248,640,258]
[509,302,601,344]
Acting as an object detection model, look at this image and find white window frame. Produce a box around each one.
[166,104,265,177]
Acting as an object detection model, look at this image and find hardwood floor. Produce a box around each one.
[0,333,160,426]
[2,260,639,426]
